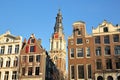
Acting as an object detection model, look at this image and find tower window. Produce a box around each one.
[103,27,108,32]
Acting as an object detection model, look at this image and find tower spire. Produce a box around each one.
[54,9,63,34]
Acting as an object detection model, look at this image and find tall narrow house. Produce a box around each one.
[19,34,46,80]
[49,10,66,80]
[0,31,22,80]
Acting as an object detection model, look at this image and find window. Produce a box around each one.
[36,55,40,62]
[78,65,84,79]
[116,59,120,69]
[87,65,92,78]
[29,56,33,62]
[105,46,111,55]
[70,48,74,58]
[95,36,100,44]
[114,45,120,55]
[78,30,81,35]
[35,67,40,75]
[113,34,119,42]
[104,35,110,44]
[22,56,27,63]
[30,46,35,52]
[77,48,83,57]
[0,58,3,67]
[56,42,58,49]
[13,57,18,67]
[106,59,112,69]
[6,57,10,67]
[22,67,25,76]
[103,27,108,32]
[70,40,74,45]
[86,47,90,57]
[4,71,9,80]
[77,38,83,44]
[31,39,35,43]
[28,67,32,75]
[15,45,19,53]
[96,47,101,56]
[70,65,75,79]
[96,59,102,70]
[12,71,17,80]
[0,46,5,54]
[8,45,12,54]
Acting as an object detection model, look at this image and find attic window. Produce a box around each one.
[31,39,35,43]
[103,27,108,32]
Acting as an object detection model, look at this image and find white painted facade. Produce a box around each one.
[0,31,22,80]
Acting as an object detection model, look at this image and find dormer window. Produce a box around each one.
[103,27,108,32]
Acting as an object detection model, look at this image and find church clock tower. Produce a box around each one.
[49,9,66,80]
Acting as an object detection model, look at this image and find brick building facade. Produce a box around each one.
[68,20,120,80]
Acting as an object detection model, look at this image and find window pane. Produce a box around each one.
[86,47,90,57]
[22,67,25,76]
[71,65,75,79]
[36,55,40,62]
[0,46,5,54]
[113,34,119,42]
[88,65,92,78]
[35,67,39,75]
[106,59,112,69]
[30,46,35,52]
[95,36,100,44]
[70,48,74,58]
[8,46,12,54]
[29,56,33,62]
[96,59,102,70]
[77,48,83,57]
[78,65,84,79]
[28,67,32,75]
[105,46,111,55]
[103,27,108,32]
[114,45,120,55]
[96,47,101,56]
[15,45,19,54]
[77,38,83,44]
[104,35,110,44]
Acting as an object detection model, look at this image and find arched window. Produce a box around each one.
[6,57,10,67]
[0,58,3,67]
[97,76,103,80]
[107,76,113,80]
[14,57,18,67]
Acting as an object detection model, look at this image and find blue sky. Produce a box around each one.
[0,0,120,51]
